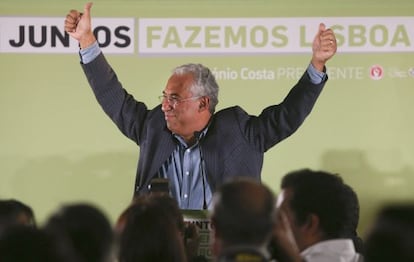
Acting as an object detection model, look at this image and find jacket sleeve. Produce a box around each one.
[241,70,327,152]
[81,52,148,145]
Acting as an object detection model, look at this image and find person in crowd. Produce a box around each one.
[209,178,276,261]
[43,203,114,262]
[271,169,363,262]
[115,194,188,262]
[0,226,66,262]
[0,199,36,236]
[139,193,207,261]
[64,2,337,209]
[364,203,414,262]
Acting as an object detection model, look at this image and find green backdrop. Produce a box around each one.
[1,0,413,237]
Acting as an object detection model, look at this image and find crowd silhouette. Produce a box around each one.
[1,170,413,262]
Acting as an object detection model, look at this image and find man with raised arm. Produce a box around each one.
[64,3,337,210]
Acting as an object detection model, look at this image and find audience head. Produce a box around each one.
[210,178,276,256]
[364,203,414,262]
[44,203,114,262]
[0,199,36,236]
[0,226,63,262]
[116,194,187,262]
[277,169,360,251]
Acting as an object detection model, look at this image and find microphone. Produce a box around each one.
[194,131,208,210]
[148,177,170,194]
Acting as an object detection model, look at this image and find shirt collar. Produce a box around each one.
[173,123,210,148]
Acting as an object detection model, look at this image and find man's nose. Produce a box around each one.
[161,100,172,111]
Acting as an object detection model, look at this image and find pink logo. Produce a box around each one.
[370,65,384,80]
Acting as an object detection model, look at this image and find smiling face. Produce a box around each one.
[161,73,210,142]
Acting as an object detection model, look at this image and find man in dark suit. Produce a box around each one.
[64,3,337,210]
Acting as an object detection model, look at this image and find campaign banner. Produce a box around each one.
[0,17,135,53]
[139,17,414,55]
[0,16,413,54]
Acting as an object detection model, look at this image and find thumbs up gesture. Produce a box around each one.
[311,23,337,71]
[64,2,96,49]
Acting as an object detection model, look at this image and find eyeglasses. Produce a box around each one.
[158,94,201,107]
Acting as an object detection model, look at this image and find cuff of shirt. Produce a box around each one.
[79,41,101,64]
[307,63,326,84]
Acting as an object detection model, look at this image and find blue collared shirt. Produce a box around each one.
[158,129,212,210]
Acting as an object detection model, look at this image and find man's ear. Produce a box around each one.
[306,213,321,237]
[199,96,210,111]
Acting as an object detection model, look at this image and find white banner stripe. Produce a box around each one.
[1,17,413,54]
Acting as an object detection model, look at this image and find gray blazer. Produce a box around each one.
[82,53,326,197]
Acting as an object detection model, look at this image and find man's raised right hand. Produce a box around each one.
[64,2,96,49]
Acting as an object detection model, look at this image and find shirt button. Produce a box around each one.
[185,171,190,176]
[184,194,188,198]
[186,149,191,153]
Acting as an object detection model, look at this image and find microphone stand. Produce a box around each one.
[194,131,208,210]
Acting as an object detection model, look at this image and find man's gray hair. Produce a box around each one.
[173,63,219,114]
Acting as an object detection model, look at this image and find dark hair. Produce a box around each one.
[281,169,360,240]
[118,194,187,262]
[0,199,36,236]
[145,193,185,234]
[0,226,63,262]
[364,203,414,262]
[44,203,114,262]
[211,178,275,246]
